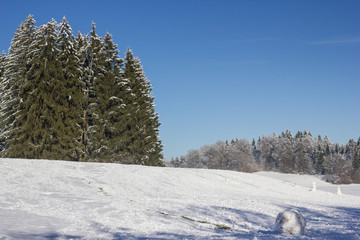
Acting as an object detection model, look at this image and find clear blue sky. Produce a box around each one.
[1,0,359,160]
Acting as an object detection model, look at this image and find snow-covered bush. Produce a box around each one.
[275,209,306,235]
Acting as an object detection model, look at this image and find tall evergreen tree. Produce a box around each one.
[0,15,37,157]
[99,33,130,162]
[2,16,164,166]
[316,144,325,174]
[0,51,5,77]
[323,144,334,174]
[8,19,64,159]
[75,31,89,160]
[123,49,163,166]
[81,22,106,160]
[259,134,277,171]
[275,130,295,173]
[55,16,85,160]
[0,51,7,152]
[294,131,314,174]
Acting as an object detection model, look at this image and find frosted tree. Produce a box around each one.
[8,19,65,159]
[259,134,277,171]
[81,22,106,160]
[294,131,314,174]
[275,130,295,173]
[202,144,221,169]
[123,49,163,165]
[323,144,334,175]
[333,153,352,183]
[352,148,360,182]
[231,139,256,172]
[0,51,5,77]
[97,33,127,162]
[56,16,85,160]
[315,135,325,174]
[211,141,230,170]
[0,51,7,152]
[184,149,203,168]
[352,140,360,170]
[75,31,90,157]
[0,15,37,157]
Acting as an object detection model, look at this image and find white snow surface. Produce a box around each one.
[0,158,360,239]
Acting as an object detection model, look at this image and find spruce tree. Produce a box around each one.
[0,51,5,77]
[294,131,314,174]
[276,130,295,173]
[55,16,84,160]
[1,15,37,157]
[323,144,334,174]
[0,51,7,153]
[8,19,65,159]
[316,144,325,174]
[82,22,106,160]
[99,33,130,162]
[2,16,164,165]
[123,49,163,166]
[75,31,89,160]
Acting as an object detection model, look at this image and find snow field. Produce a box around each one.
[0,158,359,239]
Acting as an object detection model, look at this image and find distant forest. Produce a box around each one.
[0,15,163,165]
[169,130,360,184]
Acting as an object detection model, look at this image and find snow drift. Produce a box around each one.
[0,158,360,239]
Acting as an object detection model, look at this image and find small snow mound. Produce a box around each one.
[311,181,316,192]
[337,185,342,195]
[275,209,306,235]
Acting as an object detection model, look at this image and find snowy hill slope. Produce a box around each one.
[0,159,359,239]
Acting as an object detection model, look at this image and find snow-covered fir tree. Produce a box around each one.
[275,130,295,173]
[0,15,37,157]
[0,51,5,78]
[55,16,84,160]
[323,144,334,175]
[315,135,325,174]
[122,49,163,166]
[8,19,66,159]
[294,131,314,174]
[259,134,277,171]
[82,22,107,160]
[1,16,164,165]
[0,51,7,152]
[99,33,128,162]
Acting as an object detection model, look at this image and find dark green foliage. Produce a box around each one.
[55,17,85,160]
[98,33,129,162]
[1,16,164,165]
[0,15,37,157]
[0,51,7,152]
[0,51,5,78]
[82,22,107,160]
[8,19,65,159]
[122,49,163,166]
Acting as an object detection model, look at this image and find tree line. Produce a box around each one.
[0,15,163,165]
[169,130,360,183]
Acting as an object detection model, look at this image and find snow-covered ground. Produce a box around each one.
[0,158,359,239]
